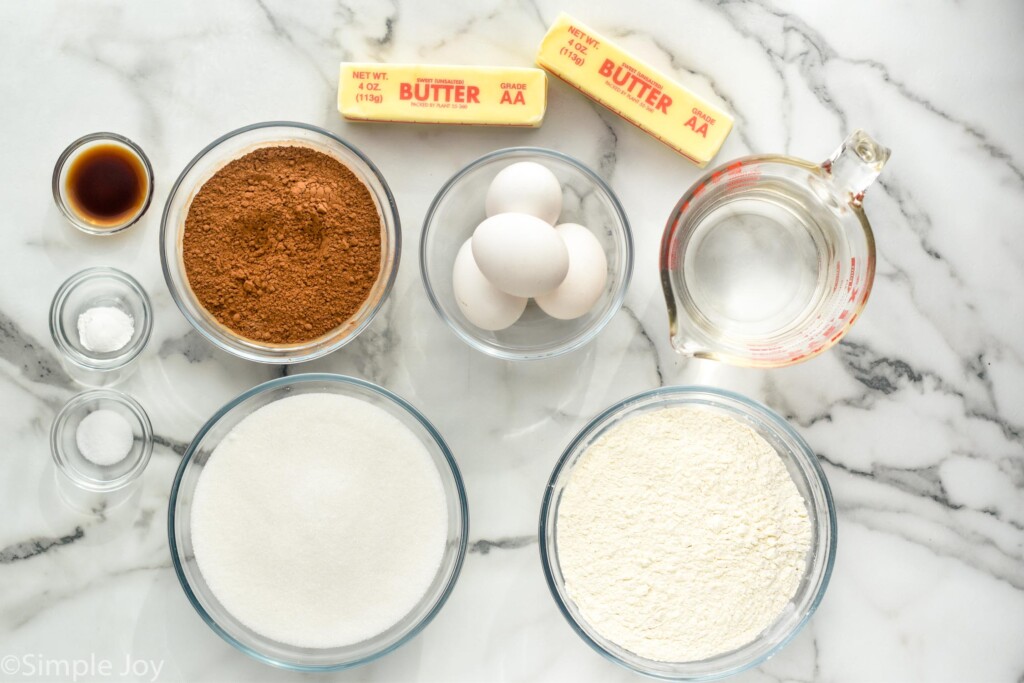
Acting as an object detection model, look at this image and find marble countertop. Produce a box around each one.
[2,0,1022,681]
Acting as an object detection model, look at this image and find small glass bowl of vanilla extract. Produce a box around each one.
[52,132,154,235]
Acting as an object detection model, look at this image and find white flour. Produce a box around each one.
[556,406,811,662]
[191,393,448,649]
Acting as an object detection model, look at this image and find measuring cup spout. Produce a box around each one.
[824,130,890,206]
[662,270,709,359]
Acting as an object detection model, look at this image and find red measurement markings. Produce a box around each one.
[668,244,681,269]
[842,257,858,295]
[665,217,683,269]
[724,162,759,192]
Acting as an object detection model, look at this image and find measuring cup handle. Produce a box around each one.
[823,130,891,206]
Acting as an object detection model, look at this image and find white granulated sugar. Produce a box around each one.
[556,406,812,662]
[190,393,448,649]
[77,306,134,353]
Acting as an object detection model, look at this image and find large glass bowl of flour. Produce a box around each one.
[168,374,468,671]
[540,386,836,680]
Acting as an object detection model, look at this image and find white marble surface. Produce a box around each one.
[1,0,1022,681]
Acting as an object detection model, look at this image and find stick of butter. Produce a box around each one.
[338,63,548,127]
[536,14,733,166]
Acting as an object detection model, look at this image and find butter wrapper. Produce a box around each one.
[536,13,732,166]
[338,63,547,127]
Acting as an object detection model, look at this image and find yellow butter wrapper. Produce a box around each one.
[338,63,547,127]
[536,13,732,166]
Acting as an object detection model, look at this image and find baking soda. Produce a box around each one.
[190,393,448,649]
[556,406,812,662]
[77,306,134,353]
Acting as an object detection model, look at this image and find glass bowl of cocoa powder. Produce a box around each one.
[160,122,399,363]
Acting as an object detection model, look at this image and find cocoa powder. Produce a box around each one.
[182,145,382,344]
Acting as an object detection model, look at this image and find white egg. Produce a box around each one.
[452,240,527,331]
[485,161,563,225]
[472,213,569,298]
[536,223,609,320]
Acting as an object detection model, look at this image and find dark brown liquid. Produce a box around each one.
[65,144,148,226]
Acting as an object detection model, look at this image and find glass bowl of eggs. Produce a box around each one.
[420,147,633,361]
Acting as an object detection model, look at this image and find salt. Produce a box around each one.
[190,393,448,649]
[77,306,134,353]
[76,409,135,466]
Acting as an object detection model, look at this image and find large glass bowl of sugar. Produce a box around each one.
[168,373,468,671]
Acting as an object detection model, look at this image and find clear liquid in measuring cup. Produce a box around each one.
[681,182,833,339]
[664,131,887,366]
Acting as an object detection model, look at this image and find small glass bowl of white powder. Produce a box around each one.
[540,386,836,680]
[49,267,153,387]
[50,389,153,503]
[168,374,469,672]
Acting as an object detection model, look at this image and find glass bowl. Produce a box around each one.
[159,122,400,364]
[49,267,153,387]
[51,388,154,493]
[168,374,469,671]
[539,386,836,680]
[421,147,633,360]
[52,132,154,235]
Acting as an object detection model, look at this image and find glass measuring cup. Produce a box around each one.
[661,130,890,367]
